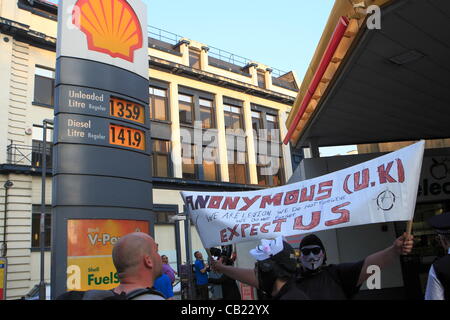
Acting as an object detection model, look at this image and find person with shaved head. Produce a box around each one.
[57,232,166,300]
[110,232,165,299]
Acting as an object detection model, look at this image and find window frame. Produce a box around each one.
[152,139,172,178]
[181,143,198,180]
[251,111,263,132]
[251,104,285,186]
[202,145,219,182]
[149,86,169,122]
[178,93,195,126]
[199,98,215,129]
[153,204,179,225]
[228,149,249,185]
[181,142,220,181]
[31,139,53,168]
[31,205,51,251]
[257,69,266,89]
[178,86,216,129]
[33,65,55,108]
[224,104,244,131]
[189,48,201,69]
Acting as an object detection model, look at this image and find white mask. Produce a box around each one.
[300,245,324,271]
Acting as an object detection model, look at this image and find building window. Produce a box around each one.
[31,140,52,168]
[149,87,168,121]
[228,150,248,184]
[257,164,267,186]
[251,111,262,132]
[154,205,178,224]
[179,94,194,125]
[199,98,214,129]
[152,139,171,177]
[32,205,51,249]
[272,156,284,186]
[203,146,218,181]
[266,114,279,141]
[257,69,266,89]
[182,143,197,179]
[181,143,219,181]
[224,105,243,130]
[156,211,174,223]
[257,155,284,186]
[189,48,201,69]
[33,66,55,107]
[251,105,284,186]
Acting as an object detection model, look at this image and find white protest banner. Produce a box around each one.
[181,141,425,248]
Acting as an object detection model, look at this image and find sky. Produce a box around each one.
[48,0,356,156]
[145,0,335,81]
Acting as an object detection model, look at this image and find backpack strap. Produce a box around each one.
[82,289,117,300]
[125,287,165,300]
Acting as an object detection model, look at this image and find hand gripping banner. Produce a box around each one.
[181,141,425,248]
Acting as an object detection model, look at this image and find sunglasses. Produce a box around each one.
[301,247,322,256]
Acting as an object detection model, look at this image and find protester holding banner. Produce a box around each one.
[425,212,450,300]
[185,142,424,299]
[295,233,414,299]
[250,237,309,300]
[212,231,413,300]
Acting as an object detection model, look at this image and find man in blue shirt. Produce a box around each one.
[154,273,174,300]
[194,251,209,300]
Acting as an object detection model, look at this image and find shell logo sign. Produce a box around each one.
[72,0,143,63]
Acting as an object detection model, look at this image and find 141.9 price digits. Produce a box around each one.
[109,124,145,151]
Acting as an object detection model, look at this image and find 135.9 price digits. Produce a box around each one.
[110,97,145,124]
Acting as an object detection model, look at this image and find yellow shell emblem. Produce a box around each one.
[73,0,143,62]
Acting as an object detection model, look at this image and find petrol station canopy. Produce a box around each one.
[284,0,450,148]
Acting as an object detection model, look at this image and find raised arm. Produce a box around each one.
[357,232,414,286]
[210,258,258,288]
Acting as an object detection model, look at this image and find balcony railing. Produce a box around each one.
[7,143,52,168]
[148,25,183,46]
[148,25,288,78]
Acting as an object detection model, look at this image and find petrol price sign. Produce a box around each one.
[53,0,152,299]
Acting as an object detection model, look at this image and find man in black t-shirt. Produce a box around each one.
[250,237,309,300]
[295,233,413,299]
[211,232,413,300]
[425,212,450,300]
[296,234,364,299]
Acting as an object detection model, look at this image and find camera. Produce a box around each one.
[209,247,222,258]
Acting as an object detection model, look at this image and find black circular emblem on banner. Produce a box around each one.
[376,190,396,211]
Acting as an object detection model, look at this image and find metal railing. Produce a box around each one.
[208,45,252,69]
[147,25,288,77]
[6,143,52,168]
[271,67,289,79]
[148,25,183,46]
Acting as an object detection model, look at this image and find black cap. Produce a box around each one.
[299,234,325,251]
[428,212,450,235]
